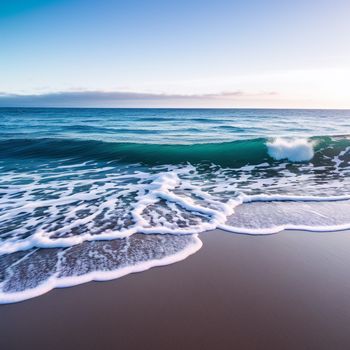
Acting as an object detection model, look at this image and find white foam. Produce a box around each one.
[267,138,314,162]
[2,159,350,255]
[0,234,202,304]
[333,146,350,169]
[0,167,231,255]
[220,199,350,235]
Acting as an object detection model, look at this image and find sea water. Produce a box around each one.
[1,108,350,303]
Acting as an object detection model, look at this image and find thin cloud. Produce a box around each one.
[0,90,278,107]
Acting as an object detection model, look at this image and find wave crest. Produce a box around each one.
[267,138,314,162]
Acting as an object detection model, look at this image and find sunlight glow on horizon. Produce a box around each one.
[1,0,350,108]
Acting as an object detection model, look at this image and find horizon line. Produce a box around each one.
[0,106,350,111]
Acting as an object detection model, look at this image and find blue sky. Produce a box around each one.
[1,0,350,108]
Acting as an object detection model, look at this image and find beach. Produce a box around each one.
[2,228,350,350]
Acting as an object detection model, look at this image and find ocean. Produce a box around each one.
[1,107,350,303]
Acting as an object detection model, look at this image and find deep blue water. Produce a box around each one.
[1,108,350,144]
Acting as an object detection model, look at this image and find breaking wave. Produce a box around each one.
[0,135,348,166]
[267,137,315,162]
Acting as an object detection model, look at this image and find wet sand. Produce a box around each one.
[2,229,350,349]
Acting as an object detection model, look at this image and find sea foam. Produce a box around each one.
[1,149,350,256]
[267,138,314,162]
[0,234,202,304]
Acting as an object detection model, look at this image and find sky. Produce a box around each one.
[0,0,350,108]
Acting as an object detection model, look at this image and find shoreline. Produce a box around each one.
[2,229,350,349]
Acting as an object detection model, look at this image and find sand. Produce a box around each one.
[2,229,350,349]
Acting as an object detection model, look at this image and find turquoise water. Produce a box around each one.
[1,108,350,303]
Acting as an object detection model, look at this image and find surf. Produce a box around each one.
[1,135,349,167]
[1,107,350,303]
